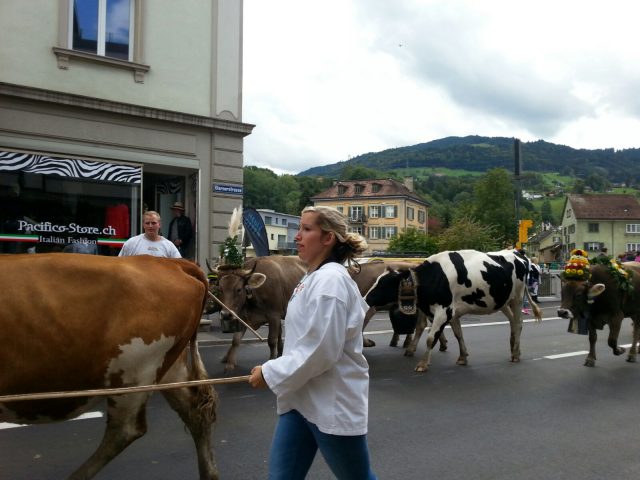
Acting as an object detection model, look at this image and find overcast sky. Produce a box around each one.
[242,0,640,175]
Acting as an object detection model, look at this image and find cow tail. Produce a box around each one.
[524,287,543,323]
[189,335,218,423]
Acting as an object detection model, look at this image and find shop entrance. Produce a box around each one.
[142,171,198,260]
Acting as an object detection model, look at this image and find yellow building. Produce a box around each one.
[310,177,429,253]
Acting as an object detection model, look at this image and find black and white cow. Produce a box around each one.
[364,249,542,372]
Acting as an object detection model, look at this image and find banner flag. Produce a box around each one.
[242,207,270,257]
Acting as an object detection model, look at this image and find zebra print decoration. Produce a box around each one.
[0,151,141,184]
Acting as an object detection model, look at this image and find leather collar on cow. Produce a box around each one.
[397,269,419,315]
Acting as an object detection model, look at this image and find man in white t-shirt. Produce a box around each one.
[118,210,181,258]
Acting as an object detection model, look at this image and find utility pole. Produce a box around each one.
[514,138,521,223]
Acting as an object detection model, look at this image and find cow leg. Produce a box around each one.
[607,316,626,356]
[266,316,281,359]
[415,315,446,372]
[222,328,246,374]
[402,334,413,349]
[585,327,598,367]
[161,352,219,480]
[628,316,640,363]
[448,318,468,365]
[438,328,448,352]
[503,302,523,362]
[405,314,428,357]
[68,393,150,480]
[363,307,377,348]
[390,332,400,347]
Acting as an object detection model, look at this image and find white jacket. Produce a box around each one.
[261,262,370,436]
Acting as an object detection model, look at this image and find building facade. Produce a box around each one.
[560,194,640,259]
[245,209,299,256]
[0,0,252,264]
[310,177,429,253]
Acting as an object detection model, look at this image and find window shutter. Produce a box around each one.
[394,206,398,217]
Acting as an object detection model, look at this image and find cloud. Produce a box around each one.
[243,0,640,174]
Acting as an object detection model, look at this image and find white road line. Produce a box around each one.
[544,351,589,360]
[366,316,563,335]
[0,411,103,431]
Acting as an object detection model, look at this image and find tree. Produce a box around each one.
[436,216,501,251]
[386,228,439,255]
[472,168,516,244]
[541,199,553,223]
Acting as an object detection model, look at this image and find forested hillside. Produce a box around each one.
[299,136,640,185]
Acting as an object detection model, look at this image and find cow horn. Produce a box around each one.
[205,258,215,274]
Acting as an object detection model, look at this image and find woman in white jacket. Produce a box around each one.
[249,206,376,479]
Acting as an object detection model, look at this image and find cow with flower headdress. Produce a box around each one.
[557,248,640,366]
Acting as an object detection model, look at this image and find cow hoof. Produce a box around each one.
[414,365,428,373]
[614,347,626,356]
[511,357,521,363]
[456,358,468,366]
[389,340,399,347]
[626,356,637,363]
[439,344,448,352]
[363,338,376,348]
[584,359,596,367]
[223,364,236,375]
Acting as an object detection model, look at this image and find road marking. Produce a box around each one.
[366,316,563,336]
[0,411,103,431]
[544,351,589,360]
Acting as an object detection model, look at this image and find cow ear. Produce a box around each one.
[247,272,267,289]
[587,283,606,300]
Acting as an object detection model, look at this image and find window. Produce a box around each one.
[349,206,363,221]
[371,183,381,193]
[349,226,363,235]
[338,185,347,195]
[568,224,575,234]
[369,205,380,218]
[566,208,572,218]
[369,226,381,240]
[53,0,148,82]
[275,218,279,225]
[384,205,397,218]
[584,242,603,252]
[626,224,640,233]
[588,223,599,233]
[71,0,133,60]
[418,210,426,223]
[384,226,397,239]
[354,184,364,194]
[282,219,287,226]
[264,216,272,225]
[336,206,343,214]
[627,243,640,252]
[406,206,414,221]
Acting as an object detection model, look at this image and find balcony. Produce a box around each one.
[348,214,367,224]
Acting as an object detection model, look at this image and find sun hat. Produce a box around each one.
[170,201,185,211]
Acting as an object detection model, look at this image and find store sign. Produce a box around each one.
[0,221,126,247]
[213,183,243,195]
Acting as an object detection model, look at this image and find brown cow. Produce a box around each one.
[0,253,218,480]
[558,261,640,367]
[215,256,307,373]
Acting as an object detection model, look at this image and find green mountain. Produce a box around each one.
[299,135,640,183]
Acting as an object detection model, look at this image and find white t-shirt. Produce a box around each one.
[118,234,181,258]
[261,262,370,436]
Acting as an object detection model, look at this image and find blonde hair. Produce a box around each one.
[143,210,161,221]
[301,206,368,266]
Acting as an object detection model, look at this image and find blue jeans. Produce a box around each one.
[268,410,377,480]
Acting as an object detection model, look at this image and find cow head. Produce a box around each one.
[216,265,267,331]
[557,279,606,334]
[364,267,407,308]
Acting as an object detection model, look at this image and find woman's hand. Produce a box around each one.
[249,365,268,389]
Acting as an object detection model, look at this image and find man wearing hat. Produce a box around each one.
[168,201,193,258]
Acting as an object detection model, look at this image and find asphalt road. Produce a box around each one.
[3,302,640,479]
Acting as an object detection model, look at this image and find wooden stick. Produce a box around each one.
[207,292,266,341]
[0,375,251,403]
